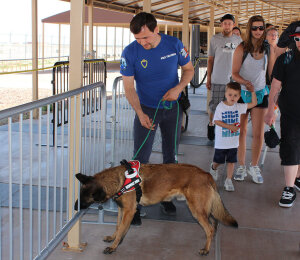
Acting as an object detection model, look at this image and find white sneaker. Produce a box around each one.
[248,164,264,184]
[224,179,235,191]
[234,165,247,181]
[209,163,218,181]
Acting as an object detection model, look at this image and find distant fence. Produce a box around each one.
[51,59,107,145]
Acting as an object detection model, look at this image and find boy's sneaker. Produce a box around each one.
[209,163,218,181]
[294,177,300,191]
[207,124,215,141]
[279,187,296,208]
[234,165,247,181]
[248,164,263,184]
[224,179,235,191]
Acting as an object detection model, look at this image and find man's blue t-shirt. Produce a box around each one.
[120,34,190,108]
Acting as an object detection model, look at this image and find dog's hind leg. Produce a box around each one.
[186,196,215,256]
[103,206,123,243]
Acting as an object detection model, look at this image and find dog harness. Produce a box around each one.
[113,160,142,203]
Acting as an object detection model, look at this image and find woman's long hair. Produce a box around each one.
[244,15,266,54]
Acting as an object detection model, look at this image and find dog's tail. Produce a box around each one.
[211,191,238,228]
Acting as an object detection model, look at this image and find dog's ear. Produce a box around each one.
[92,187,106,202]
[76,173,93,185]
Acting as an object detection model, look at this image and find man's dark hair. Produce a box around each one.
[266,23,274,29]
[226,82,241,93]
[130,12,157,34]
[233,27,241,34]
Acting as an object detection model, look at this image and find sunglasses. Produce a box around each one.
[251,26,265,31]
[295,36,300,42]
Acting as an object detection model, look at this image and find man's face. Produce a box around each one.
[266,29,278,46]
[221,20,234,35]
[134,25,160,50]
[232,29,241,37]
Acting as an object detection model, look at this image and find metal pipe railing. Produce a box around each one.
[0,82,105,260]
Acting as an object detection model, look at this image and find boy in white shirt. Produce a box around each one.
[210,82,257,191]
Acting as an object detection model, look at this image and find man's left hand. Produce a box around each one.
[162,87,181,101]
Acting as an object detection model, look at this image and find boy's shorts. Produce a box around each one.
[209,84,226,113]
[213,148,237,164]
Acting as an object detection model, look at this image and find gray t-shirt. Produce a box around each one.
[208,33,242,84]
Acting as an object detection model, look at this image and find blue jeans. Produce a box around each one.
[133,103,183,164]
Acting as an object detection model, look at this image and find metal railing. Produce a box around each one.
[51,59,107,145]
[0,82,106,260]
[110,76,135,167]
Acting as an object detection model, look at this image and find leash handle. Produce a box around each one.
[120,159,134,174]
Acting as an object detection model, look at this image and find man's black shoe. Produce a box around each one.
[131,209,142,226]
[279,187,296,208]
[160,201,176,216]
[207,124,215,141]
[294,177,300,191]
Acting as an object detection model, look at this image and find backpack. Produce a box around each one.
[241,40,270,65]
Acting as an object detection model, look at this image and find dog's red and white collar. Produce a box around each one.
[114,160,142,199]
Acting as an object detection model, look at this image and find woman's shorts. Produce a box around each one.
[238,95,268,110]
[280,115,300,165]
[213,148,237,164]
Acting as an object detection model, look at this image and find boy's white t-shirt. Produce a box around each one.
[213,102,248,149]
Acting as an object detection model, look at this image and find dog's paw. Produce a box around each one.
[103,236,114,243]
[199,249,209,256]
[103,247,115,254]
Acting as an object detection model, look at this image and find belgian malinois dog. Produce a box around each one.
[75,163,238,256]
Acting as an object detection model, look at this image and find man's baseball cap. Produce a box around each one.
[290,25,300,36]
[277,21,300,48]
[220,14,235,23]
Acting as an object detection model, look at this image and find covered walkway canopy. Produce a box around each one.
[62,0,300,29]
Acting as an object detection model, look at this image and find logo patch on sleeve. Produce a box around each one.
[120,57,127,70]
[180,47,189,58]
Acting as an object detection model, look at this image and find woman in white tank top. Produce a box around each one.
[231,15,275,184]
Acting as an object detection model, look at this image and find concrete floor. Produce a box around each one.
[1,68,299,259]
[46,87,300,260]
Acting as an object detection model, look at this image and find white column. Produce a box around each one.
[32,0,38,105]
[143,0,151,13]
[67,0,85,249]
[182,0,189,49]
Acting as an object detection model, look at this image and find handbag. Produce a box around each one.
[178,90,190,112]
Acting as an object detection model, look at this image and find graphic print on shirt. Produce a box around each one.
[222,42,237,53]
[222,110,240,137]
[141,59,148,68]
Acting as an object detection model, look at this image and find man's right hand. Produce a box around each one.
[206,78,211,90]
[138,112,156,130]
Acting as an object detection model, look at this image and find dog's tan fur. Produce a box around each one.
[75,163,238,256]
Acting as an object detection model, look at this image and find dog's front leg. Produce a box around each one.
[103,206,123,243]
[103,207,135,254]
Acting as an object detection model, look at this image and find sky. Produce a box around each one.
[1,0,70,36]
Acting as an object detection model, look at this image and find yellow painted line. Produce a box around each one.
[0,60,119,75]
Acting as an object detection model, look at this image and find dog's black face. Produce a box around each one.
[74,173,108,210]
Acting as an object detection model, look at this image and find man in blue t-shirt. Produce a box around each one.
[120,12,194,223]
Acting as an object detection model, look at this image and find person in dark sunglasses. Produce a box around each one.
[265,21,300,208]
[231,15,276,184]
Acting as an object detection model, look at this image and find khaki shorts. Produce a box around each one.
[209,84,226,113]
